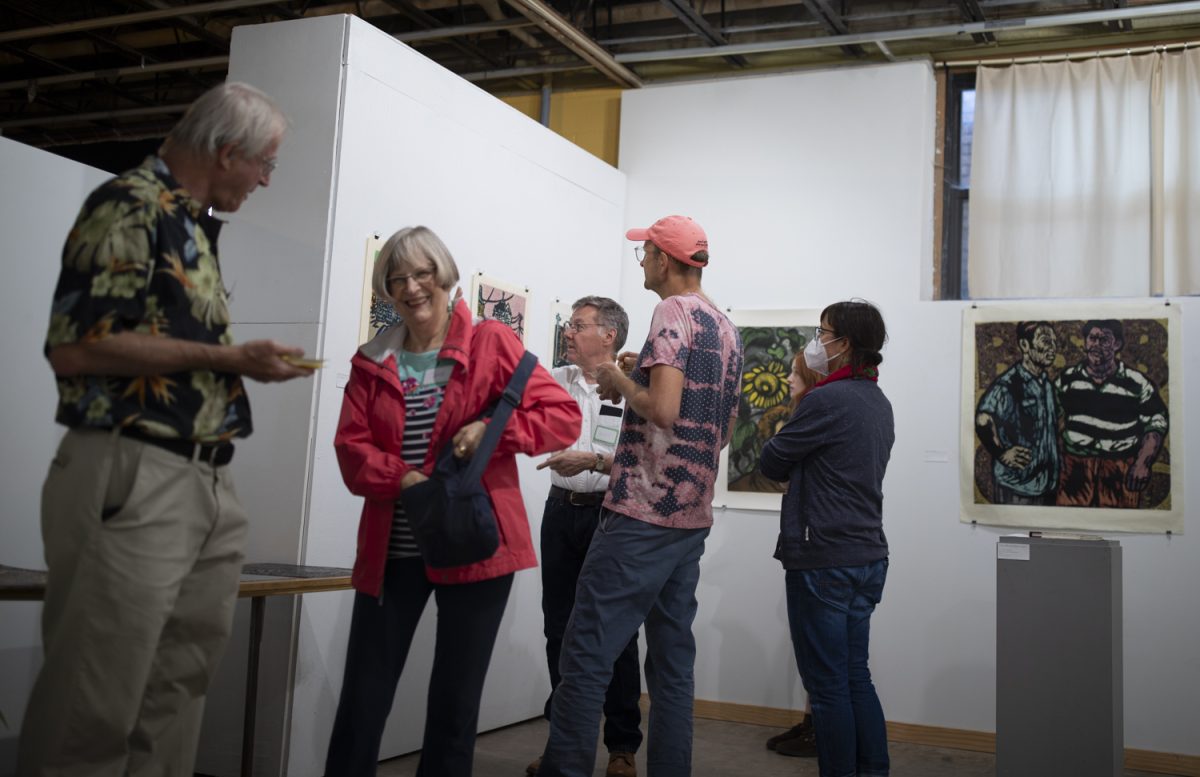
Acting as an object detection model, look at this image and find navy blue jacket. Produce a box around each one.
[759,378,894,570]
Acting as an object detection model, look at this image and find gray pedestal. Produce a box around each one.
[996,536,1123,777]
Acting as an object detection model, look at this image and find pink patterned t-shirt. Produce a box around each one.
[603,293,744,529]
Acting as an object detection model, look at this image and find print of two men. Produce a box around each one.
[975,319,1168,509]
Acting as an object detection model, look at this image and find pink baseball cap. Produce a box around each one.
[626,215,709,267]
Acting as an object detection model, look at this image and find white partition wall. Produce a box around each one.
[219,14,627,777]
[0,138,110,775]
[618,61,1199,758]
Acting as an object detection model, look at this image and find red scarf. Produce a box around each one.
[813,363,879,388]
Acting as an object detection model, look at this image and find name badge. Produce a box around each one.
[593,424,620,445]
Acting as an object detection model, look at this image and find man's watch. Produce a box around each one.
[592,453,604,473]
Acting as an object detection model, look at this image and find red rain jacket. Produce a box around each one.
[334,299,581,593]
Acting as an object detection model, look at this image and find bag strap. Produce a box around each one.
[464,350,538,480]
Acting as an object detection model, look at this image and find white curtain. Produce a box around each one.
[1161,47,1200,295]
[969,49,1200,298]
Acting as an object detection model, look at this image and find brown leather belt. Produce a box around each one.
[549,484,606,507]
[122,427,235,466]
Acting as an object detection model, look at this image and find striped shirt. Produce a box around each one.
[390,349,452,559]
[1055,362,1168,457]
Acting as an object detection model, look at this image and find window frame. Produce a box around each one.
[940,70,976,300]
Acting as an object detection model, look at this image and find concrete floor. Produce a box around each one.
[375,716,1164,776]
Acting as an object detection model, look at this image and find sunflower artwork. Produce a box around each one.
[728,327,812,491]
[715,309,820,511]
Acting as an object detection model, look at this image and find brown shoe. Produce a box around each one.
[765,716,813,750]
[526,756,541,776]
[606,751,637,777]
[774,725,817,758]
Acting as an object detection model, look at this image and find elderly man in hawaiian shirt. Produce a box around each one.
[19,81,313,777]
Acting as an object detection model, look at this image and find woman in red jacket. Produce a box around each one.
[325,226,582,777]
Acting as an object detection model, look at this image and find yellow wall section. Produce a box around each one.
[499,88,622,168]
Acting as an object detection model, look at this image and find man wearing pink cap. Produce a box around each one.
[538,215,743,777]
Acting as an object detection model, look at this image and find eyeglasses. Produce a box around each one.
[387,268,436,286]
[259,156,278,175]
[634,246,659,266]
[564,320,604,333]
[815,327,839,340]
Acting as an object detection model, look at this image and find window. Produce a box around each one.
[940,71,975,300]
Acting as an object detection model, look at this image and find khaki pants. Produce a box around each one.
[18,429,248,777]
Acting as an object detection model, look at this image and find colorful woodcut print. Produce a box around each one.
[470,273,530,345]
[549,301,572,368]
[960,303,1183,534]
[358,235,402,345]
[728,326,815,492]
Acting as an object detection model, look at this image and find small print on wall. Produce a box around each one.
[358,234,402,345]
[470,272,530,345]
[961,302,1183,534]
[549,300,573,368]
[715,308,820,511]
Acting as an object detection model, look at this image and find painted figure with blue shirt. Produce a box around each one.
[975,321,1061,506]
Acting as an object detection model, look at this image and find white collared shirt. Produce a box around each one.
[550,364,624,493]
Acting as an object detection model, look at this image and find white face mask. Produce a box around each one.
[803,335,845,376]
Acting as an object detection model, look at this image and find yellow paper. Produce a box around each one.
[281,354,325,369]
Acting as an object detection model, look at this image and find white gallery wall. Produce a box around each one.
[0,138,109,774]
[223,15,627,777]
[618,61,1199,757]
[3,25,1195,777]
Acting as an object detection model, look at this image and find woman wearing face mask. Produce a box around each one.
[764,352,824,758]
[759,300,895,777]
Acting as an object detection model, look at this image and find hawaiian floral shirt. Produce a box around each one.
[45,156,252,442]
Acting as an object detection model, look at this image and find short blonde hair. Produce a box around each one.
[372,226,461,301]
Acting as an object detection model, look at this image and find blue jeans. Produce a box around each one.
[786,559,890,777]
[539,509,709,777]
[540,495,643,754]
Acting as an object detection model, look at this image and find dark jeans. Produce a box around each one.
[541,495,643,754]
[786,559,890,777]
[540,509,708,777]
[324,557,513,777]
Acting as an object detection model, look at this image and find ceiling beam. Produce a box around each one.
[657,0,747,67]
[0,0,289,45]
[800,0,865,58]
[953,0,996,44]
[395,17,535,42]
[0,102,190,130]
[378,0,540,90]
[132,0,233,49]
[461,61,589,82]
[615,0,1200,64]
[1103,0,1132,33]
[501,0,642,88]
[0,55,230,93]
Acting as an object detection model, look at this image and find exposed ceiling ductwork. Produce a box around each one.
[2,0,1199,151]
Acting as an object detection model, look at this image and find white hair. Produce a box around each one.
[166,81,288,159]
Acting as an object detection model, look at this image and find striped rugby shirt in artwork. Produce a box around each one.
[390,349,452,558]
[1054,361,1168,457]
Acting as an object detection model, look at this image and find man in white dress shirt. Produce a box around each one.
[529,296,640,777]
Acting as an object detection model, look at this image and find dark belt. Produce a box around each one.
[549,484,606,507]
[122,428,235,466]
